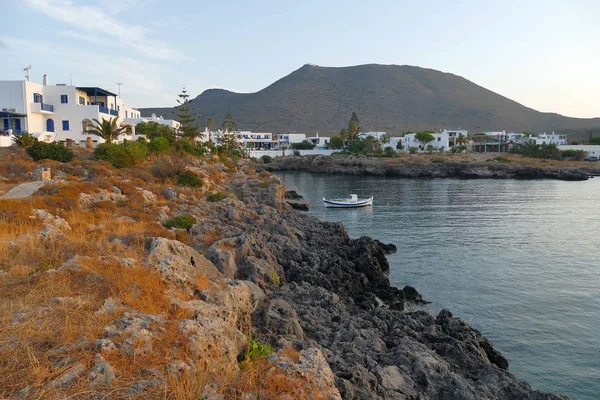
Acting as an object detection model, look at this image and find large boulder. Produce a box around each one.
[145,237,220,283]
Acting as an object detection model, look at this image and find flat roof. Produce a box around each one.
[0,111,27,118]
[76,87,118,97]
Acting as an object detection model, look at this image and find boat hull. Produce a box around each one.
[323,197,373,208]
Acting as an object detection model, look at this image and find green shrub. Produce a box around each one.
[27,141,73,162]
[207,191,227,202]
[177,171,203,187]
[293,150,300,156]
[147,137,171,154]
[270,272,281,286]
[408,147,418,154]
[14,132,37,148]
[242,338,274,364]
[560,149,586,160]
[383,146,396,157]
[494,156,511,163]
[163,215,196,230]
[94,142,147,168]
[431,159,447,163]
[426,145,435,154]
[174,140,205,157]
[439,148,445,153]
[261,155,273,163]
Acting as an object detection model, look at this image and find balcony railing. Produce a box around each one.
[109,109,118,117]
[99,106,109,114]
[41,103,54,112]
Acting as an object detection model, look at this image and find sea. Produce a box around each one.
[275,171,600,400]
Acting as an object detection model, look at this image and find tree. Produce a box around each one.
[348,112,360,140]
[455,134,468,147]
[415,131,435,148]
[206,117,215,143]
[589,136,600,145]
[290,140,316,150]
[175,87,201,142]
[328,136,344,149]
[218,113,243,156]
[135,121,176,142]
[14,132,37,148]
[87,117,128,144]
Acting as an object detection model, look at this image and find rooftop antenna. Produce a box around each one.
[116,83,122,97]
[23,65,32,81]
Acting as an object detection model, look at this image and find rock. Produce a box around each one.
[284,190,310,211]
[78,191,128,209]
[162,187,177,200]
[374,239,397,254]
[87,354,116,387]
[45,362,87,389]
[137,187,158,204]
[146,237,221,283]
[262,298,304,340]
[378,365,406,391]
[31,209,71,239]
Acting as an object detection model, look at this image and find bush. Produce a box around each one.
[147,137,171,154]
[561,149,586,160]
[27,142,73,162]
[293,150,300,156]
[207,191,227,202]
[177,171,203,187]
[243,338,274,364]
[163,215,196,230]
[174,140,205,157]
[152,155,186,179]
[290,140,316,150]
[408,147,418,154]
[383,146,396,157]
[426,145,435,154]
[94,142,147,168]
[494,156,511,163]
[14,132,37,148]
[261,155,273,164]
[431,159,447,163]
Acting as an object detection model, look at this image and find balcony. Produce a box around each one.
[31,102,54,114]
[109,109,118,117]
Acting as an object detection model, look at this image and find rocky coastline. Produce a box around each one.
[0,154,568,399]
[260,155,600,181]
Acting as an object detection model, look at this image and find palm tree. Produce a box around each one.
[87,117,128,144]
[456,134,468,148]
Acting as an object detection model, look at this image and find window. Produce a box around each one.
[33,93,42,103]
[125,111,128,118]
[61,95,68,104]
[79,96,85,105]
[437,137,441,141]
[62,120,69,131]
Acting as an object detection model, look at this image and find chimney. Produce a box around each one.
[43,74,49,86]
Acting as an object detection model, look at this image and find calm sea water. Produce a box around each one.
[276,171,600,400]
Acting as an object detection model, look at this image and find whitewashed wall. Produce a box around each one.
[249,149,338,158]
[558,145,600,157]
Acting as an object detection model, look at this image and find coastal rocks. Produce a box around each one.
[261,155,594,181]
[262,298,304,341]
[145,237,220,283]
[284,190,310,211]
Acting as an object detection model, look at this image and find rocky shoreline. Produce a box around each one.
[201,172,566,399]
[260,155,600,181]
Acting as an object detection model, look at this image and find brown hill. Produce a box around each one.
[141,64,600,138]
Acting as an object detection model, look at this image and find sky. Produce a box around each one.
[1,0,599,118]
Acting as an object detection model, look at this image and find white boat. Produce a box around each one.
[323,194,373,208]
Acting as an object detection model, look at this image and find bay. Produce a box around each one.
[275,171,600,400]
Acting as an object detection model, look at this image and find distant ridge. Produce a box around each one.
[140,64,600,138]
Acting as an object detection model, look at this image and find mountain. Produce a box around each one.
[140,64,600,138]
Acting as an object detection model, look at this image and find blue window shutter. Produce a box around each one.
[61,95,68,104]
[62,120,69,131]
[3,119,8,130]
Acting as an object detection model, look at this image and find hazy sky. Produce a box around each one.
[1,0,599,118]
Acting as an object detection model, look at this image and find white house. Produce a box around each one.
[445,129,468,146]
[125,113,180,130]
[534,132,567,145]
[306,133,330,150]
[209,130,276,149]
[400,131,450,152]
[358,131,387,141]
[276,133,307,149]
[0,75,142,147]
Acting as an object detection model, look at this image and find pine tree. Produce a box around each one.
[175,87,202,142]
[348,112,360,140]
[219,113,243,156]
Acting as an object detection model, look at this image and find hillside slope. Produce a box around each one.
[141,64,600,136]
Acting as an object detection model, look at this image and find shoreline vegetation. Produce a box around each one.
[0,144,567,399]
[259,153,600,181]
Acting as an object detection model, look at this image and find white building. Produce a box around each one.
[358,131,387,141]
[534,132,567,145]
[125,113,180,130]
[276,133,307,148]
[445,129,468,146]
[0,75,142,147]
[306,133,330,150]
[210,130,276,149]
[399,131,450,152]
